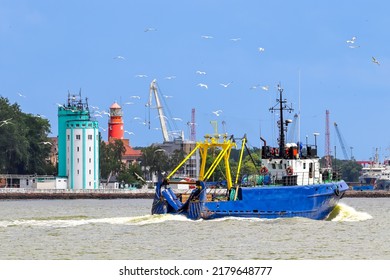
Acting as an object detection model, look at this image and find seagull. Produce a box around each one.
[113,56,125,60]
[36,114,46,118]
[99,127,107,131]
[348,45,360,49]
[0,118,13,127]
[102,110,111,116]
[125,130,135,135]
[133,117,142,120]
[201,35,213,39]
[144,27,157,32]
[17,92,26,98]
[346,36,357,44]
[90,105,99,110]
[124,102,134,105]
[172,117,182,121]
[230,38,241,42]
[135,74,148,78]
[212,110,222,116]
[261,85,269,91]
[372,56,380,65]
[196,70,206,75]
[164,76,176,80]
[258,47,265,52]
[40,141,52,145]
[163,95,173,98]
[130,95,141,99]
[220,82,232,88]
[93,114,103,118]
[197,83,208,89]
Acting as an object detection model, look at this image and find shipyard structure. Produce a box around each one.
[57,93,99,189]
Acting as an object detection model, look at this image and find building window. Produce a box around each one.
[77,170,79,174]
[89,170,91,175]
[89,147,91,152]
[76,134,81,140]
[88,135,92,140]
[67,135,70,140]
[77,147,80,152]
[89,158,91,163]
[77,158,79,163]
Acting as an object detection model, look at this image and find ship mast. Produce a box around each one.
[269,84,294,158]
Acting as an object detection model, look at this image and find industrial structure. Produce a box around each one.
[147,79,199,179]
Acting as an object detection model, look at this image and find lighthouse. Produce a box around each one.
[108,102,124,140]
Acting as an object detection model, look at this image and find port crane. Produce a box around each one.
[147,79,183,143]
[334,122,350,160]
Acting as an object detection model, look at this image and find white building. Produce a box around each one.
[66,120,99,189]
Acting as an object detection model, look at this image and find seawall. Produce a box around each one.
[0,188,389,199]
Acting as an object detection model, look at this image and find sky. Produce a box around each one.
[1,0,389,162]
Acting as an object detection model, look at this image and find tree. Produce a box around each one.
[0,97,54,174]
[99,139,126,183]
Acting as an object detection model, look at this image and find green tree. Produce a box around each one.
[0,97,54,174]
[99,139,126,182]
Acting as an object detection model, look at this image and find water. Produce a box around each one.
[0,198,389,260]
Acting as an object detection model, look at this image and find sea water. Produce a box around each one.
[0,198,388,260]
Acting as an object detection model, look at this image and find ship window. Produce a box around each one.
[272,163,276,169]
[303,163,306,169]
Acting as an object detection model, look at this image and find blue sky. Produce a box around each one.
[1,0,389,161]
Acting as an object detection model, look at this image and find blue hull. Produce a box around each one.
[152,181,349,220]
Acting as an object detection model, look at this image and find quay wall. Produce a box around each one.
[0,188,389,199]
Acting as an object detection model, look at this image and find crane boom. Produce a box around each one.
[149,79,170,142]
[334,122,349,160]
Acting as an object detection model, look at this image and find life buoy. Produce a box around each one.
[260,166,269,175]
[334,188,340,196]
[286,166,293,176]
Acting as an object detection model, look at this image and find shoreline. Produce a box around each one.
[0,189,389,199]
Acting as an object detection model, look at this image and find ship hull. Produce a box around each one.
[152,181,349,220]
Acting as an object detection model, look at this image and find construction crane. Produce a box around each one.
[334,122,350,160]
[147,79,170,142]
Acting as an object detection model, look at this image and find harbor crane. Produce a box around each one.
[147,79,183,143]
[334,122,350,160]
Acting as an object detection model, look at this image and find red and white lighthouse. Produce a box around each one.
[108,102,124,140]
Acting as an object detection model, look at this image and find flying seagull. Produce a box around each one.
[17,92,26,98]
[212,110,223,116]
[230,38,241,42]
[40,141,52,145]
[197,83,208,89]
[258,47,265,52]
[144,27,157,32]
[220,82,232,88]
[130,95,141,99]
[346,36,357,44]
[201,35,213,39]
[196,70,206,75]
[261,85,269,91]
[372,57,380,65]
[113,56,125,60]
[0,118,13,127]
[135,74,148,78]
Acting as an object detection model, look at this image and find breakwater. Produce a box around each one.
[0,188,389,199]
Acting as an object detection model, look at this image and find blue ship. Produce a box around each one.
[151,85,349,220]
